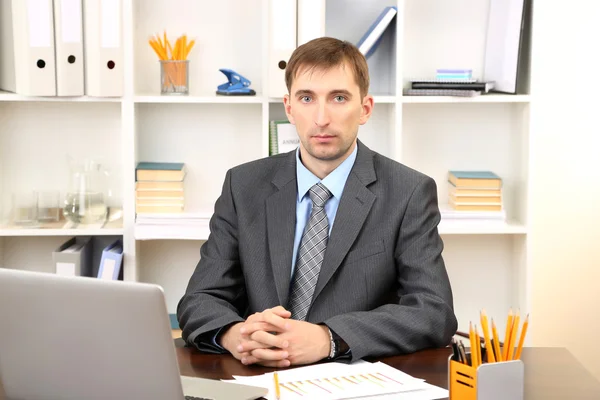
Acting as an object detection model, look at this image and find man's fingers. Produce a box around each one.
[258,359,291,368]
[251,330,289,349]
[240,321,285,337]
[241,348,289,364]
[242,356,290,368]
[236,339,271,354]
[261,310,290,331]
[270,306,292,318]
[250,348,290,361]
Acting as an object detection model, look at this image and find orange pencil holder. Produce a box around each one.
[448,353,524,400]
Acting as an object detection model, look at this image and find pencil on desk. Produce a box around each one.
[480,309,495,363]
[515,314,529,360]
[274,371,280,400]
[502,308,514,361]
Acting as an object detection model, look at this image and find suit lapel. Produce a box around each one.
[266,152,297,307]
[312,141,377,303]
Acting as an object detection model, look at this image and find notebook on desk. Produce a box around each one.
[0,268,267,400]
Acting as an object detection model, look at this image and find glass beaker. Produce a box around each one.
[63,158,109,224]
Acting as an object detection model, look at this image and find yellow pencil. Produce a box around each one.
[491,318,503,362]
[474,324,482,367]
[502,308,514,361]
[469,321,478,368]
[507,311,520,360]
[515,314,529,360]
[480,309,495,363]
[274,371,280,400]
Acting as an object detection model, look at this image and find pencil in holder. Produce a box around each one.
[448,354,524,400]
[160,60,189,95]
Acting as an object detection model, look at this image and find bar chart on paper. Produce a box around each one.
[228,361,447,400]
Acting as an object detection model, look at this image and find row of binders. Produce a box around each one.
[52,237,123,280]
[0,0,123,97]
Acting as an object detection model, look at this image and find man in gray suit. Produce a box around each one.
[178,37,457,368]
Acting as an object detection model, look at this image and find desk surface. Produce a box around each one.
[174,339,600,399]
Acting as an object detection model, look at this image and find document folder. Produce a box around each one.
[52,237,93,277]
[0,0,57,96]
[297,0,326,46]
[53,0,85,96]
[83,0,123,97]
[97,239,123,280]
[267,0,296,98]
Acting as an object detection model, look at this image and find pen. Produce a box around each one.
[274,371,280,400]
[458,340,467,365]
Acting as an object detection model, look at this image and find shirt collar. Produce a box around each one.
[296,144,358,201]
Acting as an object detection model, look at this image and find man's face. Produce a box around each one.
[284,63,373,166]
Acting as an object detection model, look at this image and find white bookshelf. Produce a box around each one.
[0,0,533,342]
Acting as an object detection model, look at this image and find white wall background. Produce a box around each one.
[529,0,600,380]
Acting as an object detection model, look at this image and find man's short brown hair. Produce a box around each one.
[285,37,370,99]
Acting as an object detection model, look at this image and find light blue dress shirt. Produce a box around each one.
[291,144,358,277]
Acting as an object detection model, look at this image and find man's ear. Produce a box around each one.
[359,95,374,125]
[283,94,296,124]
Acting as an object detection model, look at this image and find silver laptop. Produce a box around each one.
[0,268,268,400]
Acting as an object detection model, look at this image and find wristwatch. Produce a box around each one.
[327,327,350,360]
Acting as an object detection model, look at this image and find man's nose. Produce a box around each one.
[314,103,330,127]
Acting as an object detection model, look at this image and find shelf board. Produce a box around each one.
[134,94,264,104]
[134,222,210,241]
[0,90,121,103]
[0,219,124,237]
[133,219,526,240]
[438,219,527,235]
[402,94,531,104]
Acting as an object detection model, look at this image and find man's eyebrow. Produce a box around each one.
[294,89,353,97]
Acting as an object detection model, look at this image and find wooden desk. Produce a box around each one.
[174,339,600,399]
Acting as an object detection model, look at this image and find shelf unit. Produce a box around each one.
[0,0,533,341]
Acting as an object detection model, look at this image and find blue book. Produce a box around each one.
[97,240,123,280]
[356,6,397,59]
[448,171,502,188]
[136,162,185,171]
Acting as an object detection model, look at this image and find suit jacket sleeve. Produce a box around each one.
[176,169,246,352]
[323,176,457,361]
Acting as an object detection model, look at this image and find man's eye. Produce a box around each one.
[334,96,346,102]
[301,96,312,102]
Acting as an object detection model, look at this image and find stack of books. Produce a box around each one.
[443,170,505,221]
[135,162,186,214]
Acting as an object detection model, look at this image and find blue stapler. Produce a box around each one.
[216,68,256,96]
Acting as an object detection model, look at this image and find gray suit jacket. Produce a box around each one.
[177,140,457,361]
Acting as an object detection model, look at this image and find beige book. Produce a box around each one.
[136,204,184,214]
[449,193,502,204]
[136,189,184,198]
[136,181,185,190]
